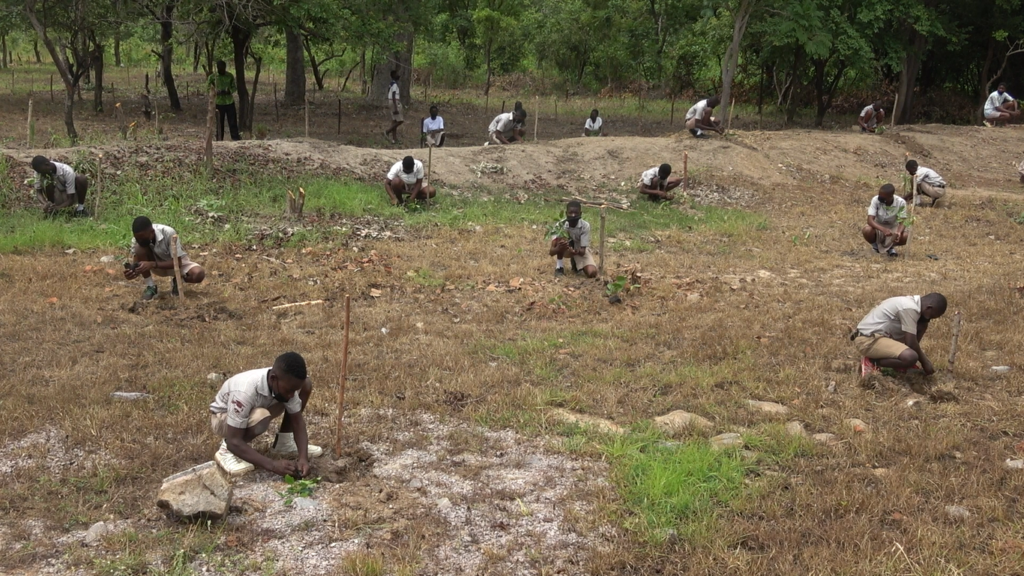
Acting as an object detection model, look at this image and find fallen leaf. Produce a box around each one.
[46,297,58,304]
[370,289,382,298]
[485,284,498,292]
[510,277,523,288]
[84,265,94,272]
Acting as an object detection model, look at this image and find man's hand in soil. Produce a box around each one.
[271,459,299,477]
[297,457,310,478]
[921,358,935,376]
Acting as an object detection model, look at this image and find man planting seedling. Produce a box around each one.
[548,201,598,278]
[30,155,90,217]
[124,216,206,301]
[852,293,947,378]
[861,183,908,257]
[209,352,324,477]
[638,163,682,202]
[384,155,436,205]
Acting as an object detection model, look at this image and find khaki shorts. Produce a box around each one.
[685,117,716,130]
[489,129,517,144]
[572,247,596,270]
[917,182,946,199]
[210,406,281,437]
[390,104,404,123]
[854,334,908,360]
[425,132,444,146]
[152,255,200,277]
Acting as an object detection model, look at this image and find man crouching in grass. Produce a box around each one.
[853,293,947,378]
[549,200,598,278]
[123,216,206,301]
[209,352,324,477]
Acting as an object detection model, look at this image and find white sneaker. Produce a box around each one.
[215,440,255,476]
[270,433,324,458]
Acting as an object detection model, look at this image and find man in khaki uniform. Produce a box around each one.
[852,293,947,378]
[123,216,206,301]
[548,200,597,278]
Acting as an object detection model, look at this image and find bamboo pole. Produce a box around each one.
[947,311,962,375]
[171,235,185,300]
[335,294,351,458]
[598,208,606,275]
[904,173,917,258]
[427,144,433,180]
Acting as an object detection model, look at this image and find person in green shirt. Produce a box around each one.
[208,60,241,141]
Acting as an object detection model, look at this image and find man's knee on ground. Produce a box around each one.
[583,266,598,278]
[186,266,206,284]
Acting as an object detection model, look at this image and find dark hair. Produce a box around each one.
[879,183,896,195]
[658,163,672,178]
[390,69,400,79]
[274,352,308,381]
[998,83,1007,89]
[707,95,721,107]
[516,108,527,120]
[514,101,523,111]
[31,155,50,172]
[429,105,438,113]
[131,216,153,234]
[906,160,918,172]
[567,200,582,211]
[216,60,226,71]
[922,293,948,316]
[402,156,415,172]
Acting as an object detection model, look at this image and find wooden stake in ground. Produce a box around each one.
[305,96,310,138]
[335,294,351,458]
[154,97,160,136]
[205,84,215,173]
[27,97,33,147]
[727,97,736,134]
[170,235,185,300]
[891,93,898,129]
[337,98,341,135]
[534,96,539,141]
[273,83,279,123]
[947,311,963,375]
[598,207,607,275]
[670,95,676,126]
[683,151,688,191]
[94,153,103,218]
[904,173,918,258]
[427,144,433,180]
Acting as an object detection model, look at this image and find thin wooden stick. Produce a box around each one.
[94,153,103,218]
[154,97,159,136]
[335,294,351,457]
[272,299,325,310]
[26,97,33,147]
[337,98,341,135]
[427,145,432,180]
[669,95,676,126]
[305,96,310,138]
[598,207,606,275]
[205,84,215,173]
[683,151,688,191]
[534,96,539,141]
[891,93,899,129]
[947,311,962,375]
[904,173,917,258]
[298,187,306,216]
[727,97,736,134]
[171,235,185,300]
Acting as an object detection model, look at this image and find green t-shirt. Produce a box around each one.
[208,73,236,105]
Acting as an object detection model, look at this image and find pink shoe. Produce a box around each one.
[861,357,879,378]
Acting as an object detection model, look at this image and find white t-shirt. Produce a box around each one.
[34,161,77,199]
[984,91,1014,116]
[488,112,516,134]
[423,116,444,133]
[857,296,922,339]
[584,117,603,133]
[639,166,663,187]
[130,223,187,262]
[860,105,880,127]
[684,100,708,122]
[914,167,945,187]
[867,195,907,226]
[387,81,400,104]
[387,160,425,185]
[209,368,302,429]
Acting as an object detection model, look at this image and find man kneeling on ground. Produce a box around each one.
[31,155,90,217]
[123,216,206,301]
[684,96,724,139]
[853,293,947,378]
[905,160,946,207]
[385,155,436,205]
[638,163,682,201]
[549,200,598,278]
[488,109,527,144]
[210,352,324,477]
[861,183,908,257]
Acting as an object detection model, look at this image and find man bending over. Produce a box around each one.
[123,216,206,301]
[488,109,527,145]
[209,352,324,477]
[385,156,436,205]
[638,163,682,201]
[31,155,89,217]
[904,160,946,207]
[684,96,724,139]
[853,293,947,378]
[859,101,885,133]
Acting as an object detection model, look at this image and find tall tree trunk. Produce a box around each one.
[284,28,305,105]
[721,0,754,118]
[366,30,412,105]
[248,48,262,128]
[192,41,200,73]
[64,86,77,139]
[894,31,926,125]
[1,36,7,69]
[230,23,252,132]
[114,35,121,67]
[158,5,182,111]
[33,38,41,63]
[25,1,82,142]
[93,41,104,112]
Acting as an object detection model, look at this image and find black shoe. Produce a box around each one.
[74,207,90,218]
[689,128,698,137]
[555,268,565,276]
[696,132,711,139]
[171,279,179,296]
[142,285,159,301]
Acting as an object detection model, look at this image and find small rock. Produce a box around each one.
[156,461,232,521]
[991,366,1012,374]
[437,497,453,512]
[653,410,713,433]
[812,433,838,445]
[207,373,226,383]
[826,381,837,393]
[906,397,925,408]
[871,468,890,477]
[844,418,869,433]
[99,255,117,263]
[84,521,108,546]
[548,408,625,435]
[746,400,789,415]
[407,478,424,489]
[110,392,153,400]
[945,505,970,521]
[1005,459,1024,470]
[662,529,679,545]
[740,449,758,461]
[784,421,808,437]
[710,433,743,450]
[291,497,319,509]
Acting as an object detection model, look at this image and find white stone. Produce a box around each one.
[991,366,1012,374]
[746,400,790,415]
[292,497,319,509]
[1005,459,1024,470]
[710,433,743,450]
[653,410,713,433]
[84,521,108,546]
[784,421,808,437]
[99,255,117,263]
[945,505,970,521]
[548,408,625,435]
[110,392,152,400]
[156,461,232,521]
[812,433,838,445]
[207,373,226,383]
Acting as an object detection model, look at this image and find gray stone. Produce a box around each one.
[207,373,226,383]
[110,392,153,401]
[99,255,117,263]
[157,461,232,521]
[991,366,1012,374]
[812,433,838,445]
[1005,459,1024,470]
[844,418,869,434]
[945,505,970,521]
[784,421,808,437]
[548,408,625,435]
[436,497,453,512]
[746,400,790,415]
[407,478,424,490]
[84,521,108,546]
[653,410,713,433]
[292,497,319,509]
[710,433,744,450]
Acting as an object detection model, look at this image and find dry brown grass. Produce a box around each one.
[3,126,1024,574]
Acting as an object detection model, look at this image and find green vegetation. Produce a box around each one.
[277,475,321,506]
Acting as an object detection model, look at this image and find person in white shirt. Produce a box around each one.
[422,105,446,147]
[858,101,885,133]
[548,200,597,278]
[904,160,946,207]
[384,69,404,144]
[209,352,324,477]
[851,293,947,378]
[583,109,605,137]
[385,156,436,205]
[487,109,527,144]
[123,216,206,301]
[638,164,682,201]
[31,155,89,217]
[860,184,907,257]
[1018,158,1024,184]
[984,83,1019,125]
[684,96,723,139]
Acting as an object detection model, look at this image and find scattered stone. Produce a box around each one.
[812,433,838,445]
[906,397,925,408]
[784,421,808,437]
[156,461,232,521]
[746,400,789,415]
[653,410,713,433]
[710,433,744,450]
[207,372,226,383]
[826,381,837,393]
[99,255,117,263]
[1005,459,1024,470]
[548,408,625,435]
[437,497,453,512]
[991,366,1012,374]
[84,521,108,546]
[407,478,424,489]
[945,505,970,521]
[844,418,869,434]
[110,392,153,400]
[291,497,319,509]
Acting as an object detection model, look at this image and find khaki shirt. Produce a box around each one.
[130,223,187,262]
[209,368,302,429]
